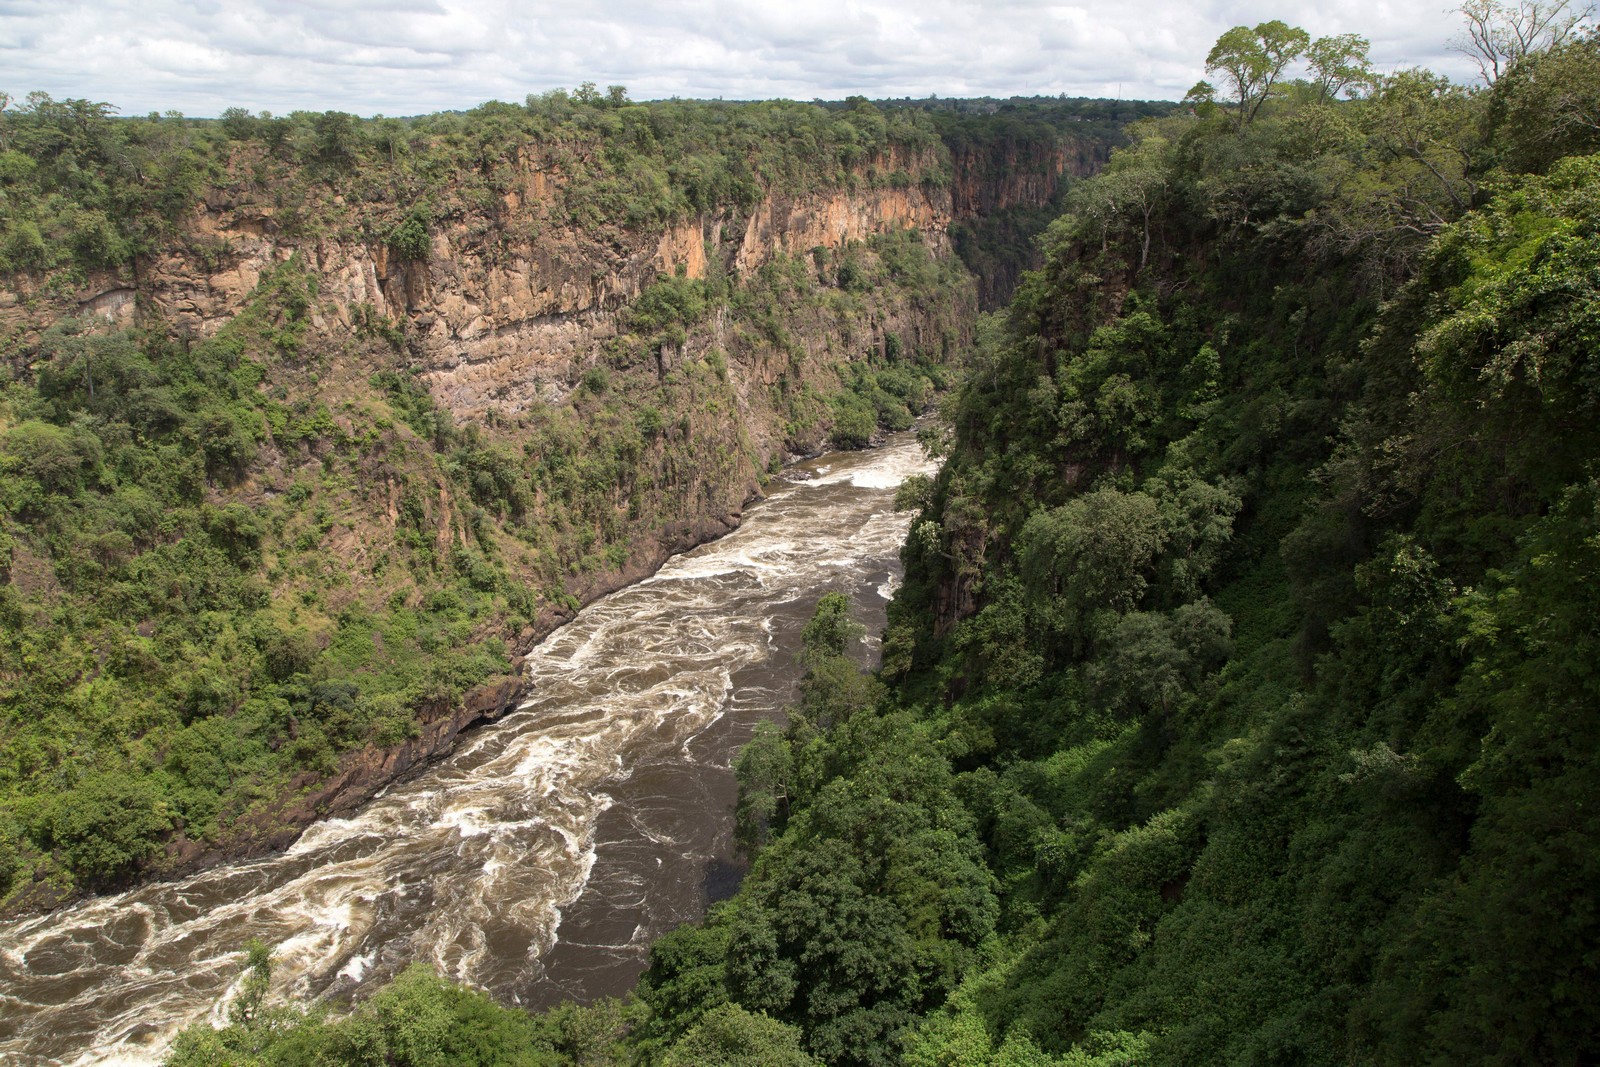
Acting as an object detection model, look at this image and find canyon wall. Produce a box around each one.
[0,121,987,904]
[0,98,1117,906]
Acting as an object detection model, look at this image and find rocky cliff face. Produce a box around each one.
[2,126,1093,367]
[2,138,971,510]
[0,132,978,901]
[948,136,1104,217]
[945,132,1111,308]
[7,153,953,406]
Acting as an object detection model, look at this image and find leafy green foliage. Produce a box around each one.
[0,78,996,907]
[0,93,210,274]
[167,957,636,1067]
[0,263,529,899]
[871,23,1600,1067]
[661,1004,816,1066]
[387,205,433,261]
[662,597,997,1066]
[0,88,975,284]
[1206,21,1313,124]
[1483,34,1600,172]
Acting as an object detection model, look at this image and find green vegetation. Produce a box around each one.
[874,17,1600,1065]
[0,259,522,898]
[825,232,962,447]
[925,97,1179,309]
[0,93,213,275]
[167,949,818,1067]
[878,95,1175,143]
[0,83,992,907]
[167,950,644,1067]
[165,13,1600,1067]
[0,224,960,902]
[11,10,1592,1063]
[0,87,1135,325]
[0,89,953,280]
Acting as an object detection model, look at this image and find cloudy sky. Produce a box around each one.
[2,1,1482,116]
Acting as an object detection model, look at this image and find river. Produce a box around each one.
[0,433,934,1066]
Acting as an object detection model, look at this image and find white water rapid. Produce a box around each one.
[0,433,934,1066]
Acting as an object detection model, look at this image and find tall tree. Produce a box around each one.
[1486,34,1600,171]
[1067,132,1172,270]
[1307,32,1376,101]
[1205,21,1311,126]
[1452,0,1594,83]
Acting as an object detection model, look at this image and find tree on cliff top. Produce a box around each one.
[1452,0,1595,83]
[1205,21,1310,125]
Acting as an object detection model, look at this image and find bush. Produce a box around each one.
[829,392,877,449]
[386,207,432,261]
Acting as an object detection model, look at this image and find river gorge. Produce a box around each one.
[0,434,933,1066]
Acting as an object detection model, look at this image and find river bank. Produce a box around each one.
[0,499,753,924]
[0,432,933,1067]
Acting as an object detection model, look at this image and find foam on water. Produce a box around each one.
[338,953,375,982]
[847,468,907,490]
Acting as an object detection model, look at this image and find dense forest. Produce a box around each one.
[877,18,1600,1063]
[10,6,1600,1066]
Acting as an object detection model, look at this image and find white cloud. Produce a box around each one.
[2,0,1482,116]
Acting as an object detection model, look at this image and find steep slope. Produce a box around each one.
[874,43,1600,1067]
[0,95,993,912]
[468,34,1598,1067]
[928,96,1177,308]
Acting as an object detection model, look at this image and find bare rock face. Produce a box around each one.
[733,185,952,275]
[948,135,1104,217]
[944,132,1108,308]
[1,147,961,424]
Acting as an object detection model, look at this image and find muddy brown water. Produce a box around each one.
[0,433,935,1066]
